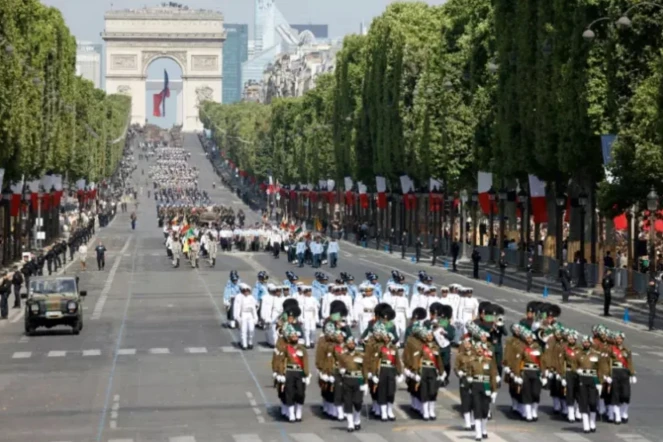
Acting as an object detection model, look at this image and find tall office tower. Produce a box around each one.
[223,24,249,103]
[76,41,102,88]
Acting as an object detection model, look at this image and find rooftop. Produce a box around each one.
[104,5,224,20]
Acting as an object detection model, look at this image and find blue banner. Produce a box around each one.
[601,134,617,165]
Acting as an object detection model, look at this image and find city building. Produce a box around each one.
[76,41,102,88]
[290,24,328,39]
[223,24,249,104]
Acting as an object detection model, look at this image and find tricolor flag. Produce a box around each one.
[477,171,497,215]
[528,175,547,223]
[153,70,170,117]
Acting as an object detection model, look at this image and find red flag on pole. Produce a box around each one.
[153,93,163,117]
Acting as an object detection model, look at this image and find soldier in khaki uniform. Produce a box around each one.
[455,335,476,430]
[337,337,368,432]
[605,331,636,424]
[274,324,310,422]
[575,334,609,433]
[272,301,301,418]
[468,341,499,441]
[559,329,581,422]
[365,323,403,421]
[503,323,524,415]
[591,324,610,417]
[511,329,544,422]
[404,324,444,420]
[402,311,426,415]
[317,321,339,417]
[542,324,565,414]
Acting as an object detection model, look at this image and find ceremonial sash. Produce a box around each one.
[564,347,575,358]
[334,345,344,355]
[421,345,440,370]
[612,346,628,368]
[524,346,540,366]
[380,346,396,365]
[286,345,304,368]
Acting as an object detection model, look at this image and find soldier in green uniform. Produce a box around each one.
[468,341,499,441]
[365,323,403,422]
[575,334,609,433]
[512,328,544,422]
[433,304,455,386]
[559,329,581,422]
[337,337,367,432]
[455,334,476,430]
[274,324,310,423]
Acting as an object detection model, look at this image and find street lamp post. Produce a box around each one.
[460,190,468,259]
[647,186,659,280]
[471,190,479,248]
[556,192,566,264]
[518,188,528,268]
[488,186,496,261]
[498,186,508,253]
[448,192,456,249]
[578,191,589,287]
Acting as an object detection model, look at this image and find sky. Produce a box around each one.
[41,0,447,127]
[40,0,447,42]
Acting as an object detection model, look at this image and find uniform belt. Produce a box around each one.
[364,309,373,313]
[473,375,490,382]
[579,369,597,376]
[421,360,436,367]
[380,362,395,367]
[345,371,363,377]
[523,363,540,370]
[612,362,625,368]
[286,364,303,371]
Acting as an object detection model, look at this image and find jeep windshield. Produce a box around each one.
[30,280,76,295]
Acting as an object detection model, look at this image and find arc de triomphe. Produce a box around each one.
[102,6,225,131]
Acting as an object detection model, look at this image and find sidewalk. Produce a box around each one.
[342,236,654,316]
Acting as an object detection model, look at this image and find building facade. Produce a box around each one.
[76,41,102,88]
[223,24,249,104]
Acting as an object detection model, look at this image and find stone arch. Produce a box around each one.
[141,51,188,77]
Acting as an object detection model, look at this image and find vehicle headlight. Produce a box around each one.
[67,301,77,312]
[30,303,39,313]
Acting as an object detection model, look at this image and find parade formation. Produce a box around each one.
[146,141,638,440]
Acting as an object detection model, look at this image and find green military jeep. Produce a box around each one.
[22,276,87,336]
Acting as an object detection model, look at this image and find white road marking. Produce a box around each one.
[82,349,101,356]
[248,399,257,406]
[221,346,240,353]
[185,347,207,354]
[18,336,29,343]
[343,252,352,258]
[149,347,170,354]
[12,352,31,359]
[291,434,326,442]
[257,346,273,352]
[245,392,253,399]
[91,237,132,320]
[169,437,196,442]
[648,351,663,357]
[233,435,262,442]
[47,351,67,357]
[117,348,136,355]
[553,433,592,442]
[616,435,651,442]
[10,308,25,323]
[353,433,389,442]
[108,439,133,442]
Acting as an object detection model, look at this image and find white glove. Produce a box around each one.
[630,376,637,384]
[495,376,501,384]
[360,384,368,393]
[548,371,555,379]
[272,372,278,379]
[224,302,230,309]
[515,377,523,385]
[367,372,373,380]
[490,392,498,401]
[503,366,511,375]
[414,374,421,383]
[541,377,548,387]
[457,370,465,378]
[303,376,310,386]
[576,369,583,375]
[544,370,550,379]
[372,376,379,384]
[396,375,405,384]
[604,376,612,384]
[485,390,492,397]
[278,375,286,383]
[596,385,603,395]
[339,368,347,375]
[561,379,567,387]
[556,373,561,381]
[440,371,448,382]
[466,376,474,383]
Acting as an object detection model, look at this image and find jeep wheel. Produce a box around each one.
[72,320,81,335]
[24,318,35,336]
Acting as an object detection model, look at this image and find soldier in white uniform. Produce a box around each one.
[354,284,378,334]
[388,285,409,346]
[261,284,284,347]
[299,286,319,347]
[233,283,258,350]
[206,231,218,267]
[456,287,479,340]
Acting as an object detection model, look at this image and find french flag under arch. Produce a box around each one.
[477,171,497,215]
[153,70,170,117]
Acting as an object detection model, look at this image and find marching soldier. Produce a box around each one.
[206,232,217,267]
[405,324,443,420]
[223,271,241,328]
[511,329,543,422]
[542,324,565,415]
[233,283,258,350]
[575,334,609,433]
[559,329,581,422]
[468,340,499,441]
[171,235,182,268]
[337,337,367,432]
[355,283,378,335]
[606,331,635,424]
[432,304,455,386]
[274,324,310,422]
[455,335,477,430]
[365,323,403,421]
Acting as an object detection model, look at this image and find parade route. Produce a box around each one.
[0,133,659,442]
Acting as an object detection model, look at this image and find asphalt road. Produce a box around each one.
[0,133,660,442]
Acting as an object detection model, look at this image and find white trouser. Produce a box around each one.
[359,315,372,335]
[240,316,255,348]
[302,316,316,346]
[394,315,407,343]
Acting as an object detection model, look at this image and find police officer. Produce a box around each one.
[646,279,658,331]
[471,248,481,279]
[498,251,507,286]
[602,269,615,316]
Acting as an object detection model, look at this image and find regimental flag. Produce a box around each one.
[153,70,170,117]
